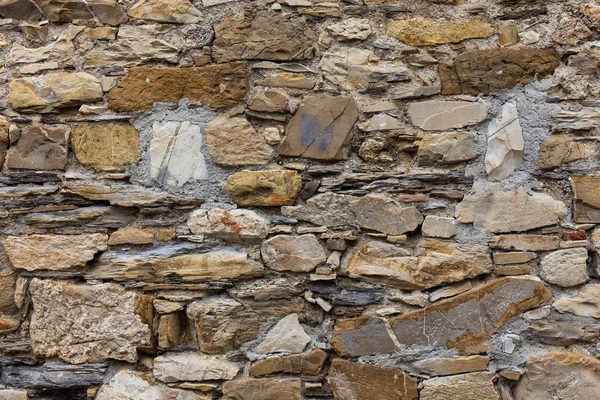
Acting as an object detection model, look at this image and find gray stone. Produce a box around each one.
[0,363,106,389]
[540,248,589,287]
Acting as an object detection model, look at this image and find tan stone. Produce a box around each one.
[255,314,310,354]
[205,116,273,165]
[4,234,108,272]
[223,378,302,400]
[387,17,493,46]
[0,272,17,315]
[327,18,372,40]
[420,372,499,400]
[72,123,140,171]
[187,208,269,242]
[538,135,596,169]
[553,284,600,318]
[422,216,458,238]
[415,356,489,376]
[572,176,600,223]
[499,21,519,46]
[261,234,326,272]
[224,170,302,207]
[256,73,315,89]
[526,320,599,346]
[128,0,201,23]
[493,252,536,265]
[495,263,531,276]
[158,312,184,349]
[9,72,103,113]
[0,116,8,167]
[552,17,592,46]
[249,349,327,377]
[248,91,287,113]
[30,279,152,364]
[108,229,154,245]
[7,30,74,65]
[490,234,560,251]
[153,352,239,382]
[108,63,248,112]
[540,248,589,287]
[407,101,487,131]
[416,133,478,166]
[328,359,418,400]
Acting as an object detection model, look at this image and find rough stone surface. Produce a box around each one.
[222,378,302,400]
[224,170,302,207]
[129,0,201,24]
[6,124,69,170]
[388,18,494,46]
[153,352,239,383]
[420,372,499,400]
[414,356,489,377]
[553,284,600,318]
[407,101,488,131]
[72,123,140,171]
[538,135,596,170]
[327,18,372,41]
[255,314,310,354]
[249,349,327,377]
[572,176,600,223]
[261,234,326,272]
[188,208,268,242]
[416,132,478,166]
[540,248,589,287]
[485,101,524,181]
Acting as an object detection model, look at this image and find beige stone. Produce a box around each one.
[261,234,326,272]
[553,284,600,318]
[108,229,154,245]
[327,18,372,40]
[71,123,140,171]
[224,170,302,207]
[255,314,310,354]
[249,349,327,377]
[408,101,487,131]
[540,248,588,287]
[572,176,600,223]
[420,372,499,400]
[493,252,536,265]
[223,378,302,400]
[128,0,201,23]
[485,101,524,181]
[415,356,489,377]
[0,389,27,400]
[490,234,560,251]
[538,135,596,170]
[416,132,478,166]
[256,73,315,89]
[153,352,239,382]
[421,216,458,238]
[429,281,472,302]
[188,208,269,242]
[387,17,493,46]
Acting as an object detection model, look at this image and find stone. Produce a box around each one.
[187,296,322,353]
[358,113,401,131]
[440,47,560,95]
[128,0,201,23]
[248,91,287,113]
[153,352,239,382]
[456,188,567,233]
[108,63,247,112]
[387,17,493,46]
[499,21,518,46]
[249,349,327,377]
[0,363,106,389]
[331,315,396,357]
[572,176,600,223]
[422,216,458,238]
[514,352,600,400]
[407,101,487,131]
[87,26,118,40]
[391,277,552,354]
[328,359,418,400]
[7,30,74,65]
[256,73,315,89]
[9,72,103,113]
[540,248,588,287]
[493,252,536,264]
[280,94,358,160]
[0,116,8,166]
[553,284,600,318]
[552,17,592,45]
[96,370,208,400]
[429,281,473,302]
[538,135,596,169]
[4,234,108,272]
[224,170,302,207]
[188,208,268,242]
[416,132,478,166]
[71,123,140,171]
[261,234,326,272]
[212,10,317,63]
[327,18,372,40]
[0,0,43,21]
[150,121,207,186]
[490,234,560,251]
[5,124,69,170]
[86,246,264,283]
[0,389,27,400]
[205,117,273,166]
[256,314,310,354]
[29,279,152,364]
[415,356,489,377]
[283,192,423,236]
[222,378,302,400]
[485,101,524,181]
[556,108,600,130]
[108,229,154,245]
[420,372,499,400]
[0,272,17,315]
[526,321,599,346]
[0,0,127,24]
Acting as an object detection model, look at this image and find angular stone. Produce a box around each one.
[537,135,596,169]
[72,123,140,171]
[4,234,107,272]
[440,47,560,95]
[420,372,499,400]
[415,356,489,377]
[422,216,458,238]
[456,188,567,233]
[248,91,287,113]
[0,272,17,315]
[540,248,588,287]
[86,246,264,283]
[7,30,74,66]
[327,18,372,40]
[150,121,207,186]
[416,132,478,166]
[129,0,201,23]
[390,277,552,354]
[280,94,358,160]
[556,108,600,130]
[249,349,327,377]
[328,359,418,400]
[495,263,534,276]
[552,17,592,45]
[108,63,247,112]
[498,21,518,46]
[0,363,106,389]
[341,238,492,290]
[553,284,600,318]
[256,314,310,354]
[261,234,326,272]
[187,296,322,353]
[283,192,423,236]
[387,17,493,46]
[35,0,127,25]
[205,117,273,166]
[108,229,154,245]
[213,10,316,63]
[490,234,560,251]
[153,352,239,383]
[0,389,27,400]
[6,124,69,170]
[30,279,152,363]
[493,252,536,265]
[188,208,268,242]
[514,352,600,400]
[0,0,43,21]
[224,170,302,207]
[408,101,487,131]
[358,113,401,131]
[96,370,208,400]
[256,73,315,89]
[223,378,302,400]
[331,315,396,357]
[572,176,600,223]
[485,101,524,181]
[429,281,473,302]
[526,321,599,346]
[9,72,103,113]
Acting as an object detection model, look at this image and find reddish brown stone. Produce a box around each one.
[6,125,69,171]
[249,349,327,377]
[332,315,396,357]
[563,231,587,241]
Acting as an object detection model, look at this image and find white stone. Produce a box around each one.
[540,248,589,287]
[255,314,311,354]
[485,101,524,181]
[422,216,458,238]
[520,30,540,45]
[407,101,488,131]
[187,208,269,242]
[553,284,600,318]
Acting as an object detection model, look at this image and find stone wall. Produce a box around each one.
[0,0,599,399]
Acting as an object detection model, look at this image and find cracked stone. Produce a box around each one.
[553,284,600,318]
[416,132,478,166]
[537,135,596,170]
[188,208,269,242]
[5,124,69,170]
[249,349,327,377]
[485,101,524,181]
[326,18,372,41]
[153,352,239,383]
[407,101,487,131]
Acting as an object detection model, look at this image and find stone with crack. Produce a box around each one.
[72,123,140,171]
[187,208,269,242]
[153,352,239,383]
[485,101,524,181]
[407,101,487,131]
[6,124,69,170]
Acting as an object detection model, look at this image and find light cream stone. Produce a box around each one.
[420,372,499,400]
[485,101,524,181]
[153,352,239,383]
[540,248,589,287]
[188,208,269,242]
[261,234,327,272]
[493,252,536,265]
[408,101,488,131]
[205,117,273,165]
[255,314,310,354]
[422,216,458,238]
[553,284,600,318]
[326,18,372,40]
[415,356,489,377]
[490,234,560,251]
[129,0,201,23]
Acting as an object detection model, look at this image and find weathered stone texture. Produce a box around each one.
[225,170,302,207]
[388,18,493,46]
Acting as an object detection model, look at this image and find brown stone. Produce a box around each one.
[414,356,489,376]
[256,73,315,89]
[108,63,248,112]
[249,349,327,377]
[261,234,326,272]
[328,359,418,400]
[420,372,499,400]
[0,272,18,315]
[537,135,596,169]
[71,123,140,171]
[440,47,560,95]
[128,0,201,24]
[568,51,600,75]
[0,116,8,167]
[212,10,317,63]
[494,264,531,276]
[0,0,43,21]
[572,176,600,223]
[564,231,586,241]
[33,0,127,25]
[493,252,536,264]
[108,229,154,245]
[223,378,302,400]
[332,315,396,357]
[280,94,358,160]
[416,132,478,166]
[6,124,69,170]
[499,21,519,46]
[224,170,302,207]
[387,17,493,46]
[248,91,287,113]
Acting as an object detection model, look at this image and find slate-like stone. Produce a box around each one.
[407,101,487,131]
[128,0,201,23]
[6,124,69,170]
[222,378,302,400]
[108,63,247,112]
[537,135,596,170]
[485,101,524,181]
[261,234,326,272]
[153,352,239,383]
[572,176,600,223]
[387,17,493,46]
[0,0,43,21]
[490,234,560,251]
[416,132,478,166]
[108,229,154,245]
[526,321,599,346]
[0,363,106,389]
[249,349,327,377]
[331,315,396,357]
[420,372,499,400]
[188,208,269,242]
[280,94,358,160]
[327,18,372,40]
[414,356,489,377]
[224,170,303,207]
[72,123,140,171]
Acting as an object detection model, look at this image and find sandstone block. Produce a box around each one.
[420,372,499,400]
[224,170,302,207]
[72,123,140,171]
[572,176,600,223]
[388,17,493,46]
[153,352,239,382]
[222,378,302,400]
[485,101,524,181]
[188,208,269,242]
[408,101,487,131]
[540,248,589,287]
[249,349,327,377]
